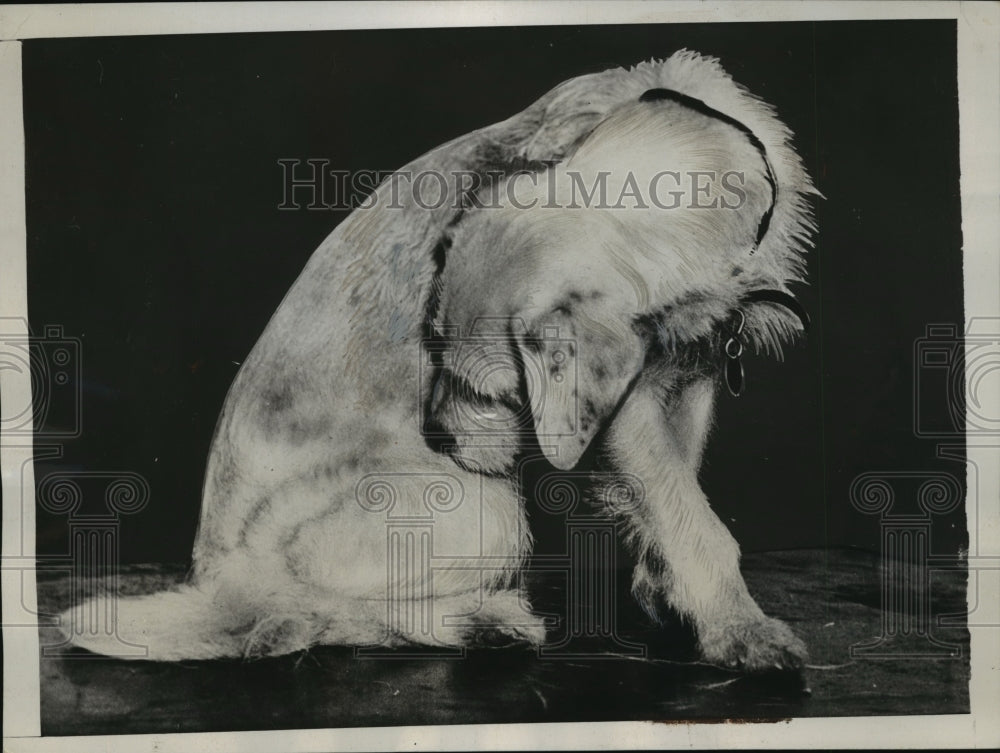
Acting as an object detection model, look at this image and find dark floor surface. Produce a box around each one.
[37,548,969,735]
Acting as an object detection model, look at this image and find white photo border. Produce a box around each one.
[1,2,997,750]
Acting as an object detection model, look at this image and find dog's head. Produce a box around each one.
[423,53,817,473]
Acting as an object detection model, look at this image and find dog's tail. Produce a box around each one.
[57,578,399,661]
[57,585,252,661]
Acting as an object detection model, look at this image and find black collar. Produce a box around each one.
[639,87,777,252]
[725,289,809,397]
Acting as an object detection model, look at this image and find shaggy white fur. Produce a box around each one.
[59,51,817,670]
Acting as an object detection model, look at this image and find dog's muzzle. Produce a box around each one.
[724,289,810,397]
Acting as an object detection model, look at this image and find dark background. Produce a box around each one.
[24,20,965,565]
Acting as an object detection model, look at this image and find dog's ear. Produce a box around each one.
[513,308,645,470]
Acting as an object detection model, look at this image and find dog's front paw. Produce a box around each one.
[699,615,807,672]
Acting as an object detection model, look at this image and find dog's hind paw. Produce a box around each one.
[467,611,549,648]
[241,616,316,659]
[439,590,548,649]
[699,615,807,673]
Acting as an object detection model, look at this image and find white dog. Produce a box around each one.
[61,51,817,671]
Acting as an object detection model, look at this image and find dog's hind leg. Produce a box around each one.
[371,492,546,649]
[599,371,807,672]
[263,468,545,650]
